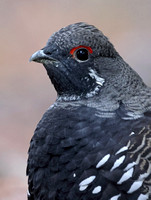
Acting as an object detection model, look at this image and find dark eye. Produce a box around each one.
[70,45,93,62]
[75,48,89,61]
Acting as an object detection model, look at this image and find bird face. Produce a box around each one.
[30,22,118,100]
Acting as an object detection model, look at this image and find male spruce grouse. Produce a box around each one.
[28,22,151,200]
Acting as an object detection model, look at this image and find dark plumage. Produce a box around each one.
[28,22,151,200]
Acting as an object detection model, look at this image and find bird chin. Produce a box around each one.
[42,60,60,71]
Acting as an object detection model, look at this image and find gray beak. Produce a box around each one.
[29,49,57,63]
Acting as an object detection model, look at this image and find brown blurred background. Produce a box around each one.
[0,0,151,199]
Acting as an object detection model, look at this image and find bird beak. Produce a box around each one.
[29,49,57,63]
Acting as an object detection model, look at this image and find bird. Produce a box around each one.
[28,22,151,200]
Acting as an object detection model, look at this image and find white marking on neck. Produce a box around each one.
[110,194,121,200]
[122,112,143,120]
[127,180,143,193]
[85,85,101,98]
[117,167,134,184]
[110,155,125,171]
[57,69,105,102]
[57,95,81,101]
[115,141,130,155]
[96,154,110,168]
[92,186,102,194]
[89,69,105,86]
[73,173,76,177]
[57,84,101,101]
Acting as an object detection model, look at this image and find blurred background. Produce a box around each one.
[0,0,151,199]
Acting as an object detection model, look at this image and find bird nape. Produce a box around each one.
[28,22,151,200]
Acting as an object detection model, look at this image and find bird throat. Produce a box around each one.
[44,63,105,102]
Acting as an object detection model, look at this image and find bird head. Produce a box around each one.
[30,22,143,102]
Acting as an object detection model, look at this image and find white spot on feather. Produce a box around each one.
[127,180,143,193]
[110,194,121,200]
[115,141,130,155]
[96,154,110,168]
[92,186,102,194]
[124,162,136,171]
[79,176,96,187]
[137,193,149,200]
[79,185,88,191]
[117,167,134,184]
[115,146,128,155]
[129,131,135,136]
[110,155,125,171]
[73,173,76,177]
[124,154,141,171]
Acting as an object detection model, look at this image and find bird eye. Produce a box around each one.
[75,48,89,61]
[70,45,93,62]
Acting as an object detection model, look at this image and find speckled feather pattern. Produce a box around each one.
[47,23,118,58]
[27,105,151,200]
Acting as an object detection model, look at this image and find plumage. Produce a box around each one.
[28,22,151,200]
